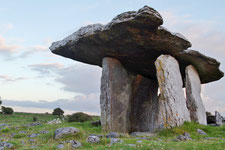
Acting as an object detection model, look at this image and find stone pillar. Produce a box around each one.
[155,55,190,128]
[100,57,134,133]
[129,75,160,132]
[185,65,207,125]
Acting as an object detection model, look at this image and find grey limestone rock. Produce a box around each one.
[106,132,120,138]
[155,55,190,128]
[197,129,207,135]
[185,65,207,125]
[54,127,79,139]
[86,136,100,143]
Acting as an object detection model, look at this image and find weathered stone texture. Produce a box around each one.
[100,57,134,133]
[129,75,160,132]
[185,65,207,125]
[215,111,223,126]
[155,55,190,128]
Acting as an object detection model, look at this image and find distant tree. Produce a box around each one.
[67,112,93,123]
[52,108,64,117]
[2,106,14,115]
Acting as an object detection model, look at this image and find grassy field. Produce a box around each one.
[0,112,224,150]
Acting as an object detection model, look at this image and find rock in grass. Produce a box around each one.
[56,144,64,149]
[86,136,100,143]
[110,138,123,145]
[28,133,39,138]
[64,140,82,148]
[197,129,207,135]
[54,127,79,139]
[176,132,192,141]
[106,132,119,138]
[40,130,48,134]
[89,134,104,138]
[0,142,13,149]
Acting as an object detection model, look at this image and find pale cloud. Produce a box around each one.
[20,45,49,58]
[0,35,21,56]
[0,75,27,82]
[29,63,64,75]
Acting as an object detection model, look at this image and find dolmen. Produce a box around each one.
[50,6,224,133]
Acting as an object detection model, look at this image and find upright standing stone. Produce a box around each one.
[155,55,190,128]
[130,75,160,132]
[185,65,207,125]
[215,111,223,126]
[100,57,134,133]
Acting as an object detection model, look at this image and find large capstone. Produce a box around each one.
[50,6,223,84]
[185,65,207,125]
[155,55,191,128]
[100,57,134,133]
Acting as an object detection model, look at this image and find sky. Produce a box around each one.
[0,0,224,116]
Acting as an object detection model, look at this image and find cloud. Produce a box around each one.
[0,35,21,56]
[29,62,102,94]
[29,63,64,76]
[3,93,100,115]
[0,75,27,82]
[19,45,49,58]
[56,64,102,94]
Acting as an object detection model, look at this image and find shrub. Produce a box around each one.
[52,108,64,116]
[67,112,93,122]
[2,106,14,115]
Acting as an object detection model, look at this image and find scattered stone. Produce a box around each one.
[197,129,207,135]
[29,139,35,143]
[91,120,101,126]
[136,140,142,143]
[19,131,27,134]
[47,118,62,124]
[54,127,79,139]
[26,122,41,127]
[176,132,192,141]
[215,111,223,126]
[30,145,38,149]
[106,132,120,138]
[29,133,39,138]
[87,136,100,143]
[64,140,82,148]
[0,124,9,127]
[130,132,156,137]
[56,144,64,149]
[110,138,123,145]
[89,134,104,138]
[0,142,13,149]
[40,130,49,134]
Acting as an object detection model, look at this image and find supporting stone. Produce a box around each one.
[155,55,190,128]
[129,75,160,132]
[185,65,207,125]
[100,57,134,133]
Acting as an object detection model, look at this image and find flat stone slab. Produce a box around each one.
[50,6,223,84]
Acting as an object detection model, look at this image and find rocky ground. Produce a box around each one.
[0,112,224,150]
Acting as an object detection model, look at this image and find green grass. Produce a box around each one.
[0,113,224,150]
